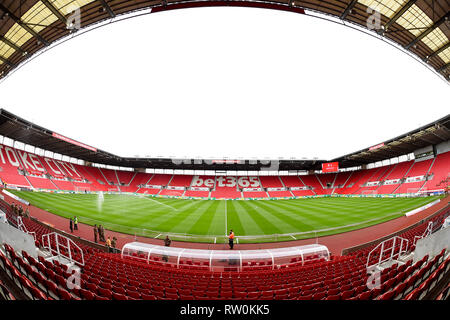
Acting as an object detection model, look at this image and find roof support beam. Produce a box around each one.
[372,151,396,159]
[41,0,67,25]
[341,0,358,20]
[98,0,116,18]
[428,42,450,60]
[430,130,448,141]
[416,135,438,145]
[0,55,15,68]
[366,154,389,162]
[384,0,417,31]
[437,62,449,73]
[405,12,450,50]
[402,139,424,147]
[37,140,68,150]
[385,145,412,153]
[0,37,25,53]
[0,3,50,46]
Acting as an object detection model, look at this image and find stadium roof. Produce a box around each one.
[332,113,450,167]
[0,0,449,83]
[0,108,449,171]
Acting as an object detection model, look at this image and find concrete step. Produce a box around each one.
[398,252,414,263]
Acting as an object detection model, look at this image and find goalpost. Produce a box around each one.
[361,189,377,196]
[74,186,91,193]
[108,187,119,194]
[405,187,422,197]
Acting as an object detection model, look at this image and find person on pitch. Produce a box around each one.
[164,235,172,247]
[163,235,171,262]
[228,229,235,250]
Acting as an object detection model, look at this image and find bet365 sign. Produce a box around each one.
[191,176,261,188]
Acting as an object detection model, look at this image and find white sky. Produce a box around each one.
[0,7,448,161]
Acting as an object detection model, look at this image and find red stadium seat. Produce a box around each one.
[326,294,341,300]
[97,287,112,299]
[112,292,128,300]
[80,289,95,300]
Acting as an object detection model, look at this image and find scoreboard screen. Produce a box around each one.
[322,162,339,173]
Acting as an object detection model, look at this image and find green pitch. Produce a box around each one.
[8,190,442,243]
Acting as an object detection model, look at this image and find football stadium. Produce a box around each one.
[0,0,449,307]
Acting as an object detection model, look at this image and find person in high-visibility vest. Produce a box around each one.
[228,230,235,250]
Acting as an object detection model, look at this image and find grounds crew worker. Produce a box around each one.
[163,236,171,262]
[228,230,235,250]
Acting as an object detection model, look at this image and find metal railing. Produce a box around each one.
[413,221,434,246]
[42,232,84,266]
[17,216,36,241]
[366,236,409,269]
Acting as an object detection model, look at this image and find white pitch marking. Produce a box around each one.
[225,200,228,236]
[142,196,178,211]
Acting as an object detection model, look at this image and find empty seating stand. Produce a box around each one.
[280,176,305,188]
[243,191,268,198]
[0,140,448,198]
[259,176,283,188]
[27,177,58,190]
[267,191,293,198]
[184,190,210,198]
[100,168,120,186]
[168,175,193,187]
[1,201,448,301]
[210,187,242,199]
[51,179,76,191]
[422,152,450,192]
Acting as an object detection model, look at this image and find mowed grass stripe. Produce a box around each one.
[259,200,340,229]
[236,201,283,235]
[225,200,246,237]
[277,199,385,225]
[283,197,435,227]
[97,195,183,225]
[277,197,435,220]
[153,199,205,232]
[229,200,267,236]
[253,200,319,231]
[181,200,220,235]
[205,201,226,236]
[128,198,200,229]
